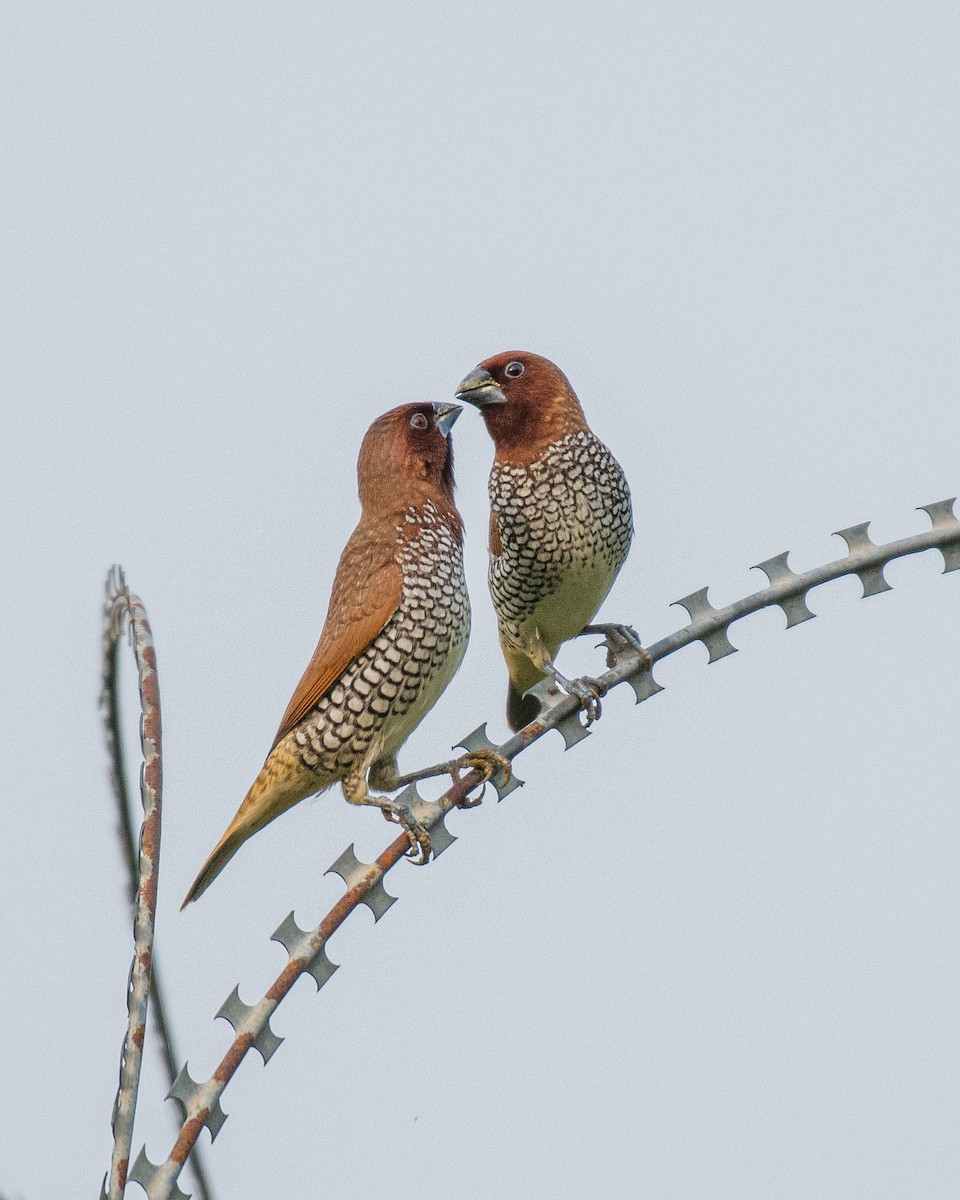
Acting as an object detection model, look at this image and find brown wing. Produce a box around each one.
[271,524,403,749]
[488,509,503,558]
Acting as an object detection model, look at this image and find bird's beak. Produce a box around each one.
[432,402,463,437]
[455,366,508,408]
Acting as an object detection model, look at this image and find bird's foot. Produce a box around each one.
[379,797,433,865]
[448,749,512,808]
[390,750,511,809]
[550,669,608,725]
[346,776,433,864]
[581,623,653,671]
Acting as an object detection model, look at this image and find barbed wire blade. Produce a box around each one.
[304,945,340,989]
[271,912,340,990]
[752,552,817,627]
[833,522,894,597]
[216,986,283,1064]
[325,845,397,919]
[167,1064,228,1142]
[625,664,664,704]
[270,911,310,957]
[671,587,738,662]
[128,1146,191,1199]
[918,498,960,571]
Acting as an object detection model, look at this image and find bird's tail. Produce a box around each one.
[507,681,542,732]
[181,744,322,908]
[181,822,251,908]
[503,647,545,732]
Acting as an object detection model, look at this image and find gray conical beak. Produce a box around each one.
[455,366,508,407]
[432,402,463,437]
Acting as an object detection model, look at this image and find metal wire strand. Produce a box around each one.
[100,568,214,1200]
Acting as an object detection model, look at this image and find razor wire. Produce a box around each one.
[117,497,959,1197]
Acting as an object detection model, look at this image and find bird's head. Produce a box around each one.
[455,351,588,461]
[357,401,462,513]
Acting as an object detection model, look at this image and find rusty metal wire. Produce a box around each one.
[100,568,164,1198]
[130,499,959,1198]
[100,569,215,1199]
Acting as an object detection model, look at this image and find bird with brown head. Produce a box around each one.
[183,401,498,907]
[457,351,647,730]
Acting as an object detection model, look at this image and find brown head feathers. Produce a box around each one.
[467,351,590,464]
[357,402,461,528]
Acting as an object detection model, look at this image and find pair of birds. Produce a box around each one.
[183,350,643,907]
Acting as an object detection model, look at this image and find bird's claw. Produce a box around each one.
[401,814,433,865]
[566,675,607,725]
[582,622,653,671]
[381,799,432,864]
[449,749,512,808]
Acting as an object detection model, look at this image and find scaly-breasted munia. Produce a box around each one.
[183,401,492,906]
[456,351,645,731]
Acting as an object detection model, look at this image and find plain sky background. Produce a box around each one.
[2,3,959,1197]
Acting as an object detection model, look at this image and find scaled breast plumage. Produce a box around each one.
[488,430,633,643]
[289,500,470,776]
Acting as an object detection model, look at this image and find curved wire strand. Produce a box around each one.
[100,568,214,1200]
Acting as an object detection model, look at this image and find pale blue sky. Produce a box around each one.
[2,3,959,1197]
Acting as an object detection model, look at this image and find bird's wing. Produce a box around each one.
[489,510,503,558]
[271,527,403,748]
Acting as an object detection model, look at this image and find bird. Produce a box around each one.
[456,351,647,731]
[182,400,502,907]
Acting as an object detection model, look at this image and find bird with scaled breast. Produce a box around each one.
[456,351,649,732]
[182,401,504,907]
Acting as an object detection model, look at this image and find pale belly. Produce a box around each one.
[517,558,619,661]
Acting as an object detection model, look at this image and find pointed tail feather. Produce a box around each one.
[181,824,251,908]
[181,745,328,909]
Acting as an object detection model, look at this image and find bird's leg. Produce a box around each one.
[341,773,432,865]
[542,662,607,725]
[580,623,654,671]
[370,751,511,810]
[523,628,606,725]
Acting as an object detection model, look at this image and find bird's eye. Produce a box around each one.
[504,361,525,378]
[409,412,429,431]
